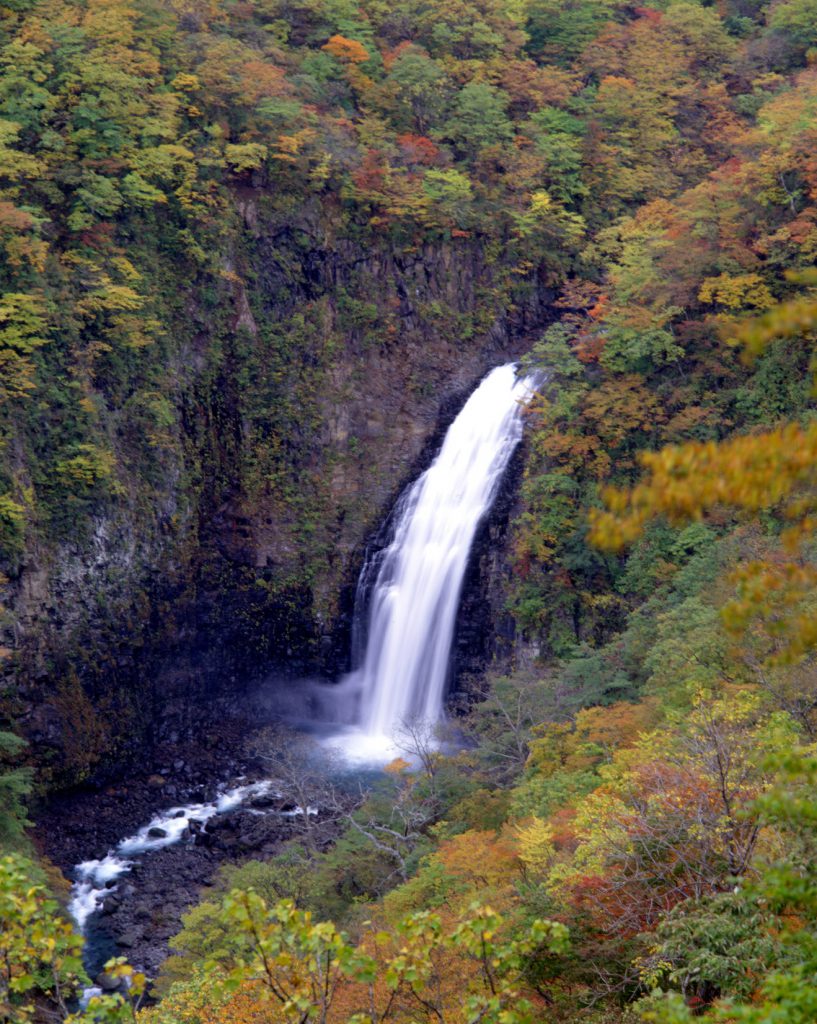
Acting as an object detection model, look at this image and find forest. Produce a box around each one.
[3,0,817,1020]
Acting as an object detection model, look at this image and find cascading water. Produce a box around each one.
[64,363,534,982]
[341,363,535,757]
[68,779,317,989]
[68,781,275,933]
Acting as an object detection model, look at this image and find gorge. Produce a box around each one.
[6,0,817,1019]
[60,361,537,978]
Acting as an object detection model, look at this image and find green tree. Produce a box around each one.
[637,890,783,1006]
[0,854,85,1021]
[440,82,513,159]
[422,167,474,227]
[768,0,817,58]
[0,292,49,403]
[147,891,568,1024]
[383,46,448,132]
[526,0,620,64]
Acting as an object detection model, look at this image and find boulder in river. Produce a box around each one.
[101,894,120,915]
[249,792,279,810]
[97,972,123,993]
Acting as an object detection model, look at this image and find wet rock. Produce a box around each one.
[248,792,279,810]
[147,827,167,838]
[97,972,122,993]
[147,775,165,788]
[36,753,337,978]
[206,812,239,833]
[101,895,120,915]
[181,818,199,841]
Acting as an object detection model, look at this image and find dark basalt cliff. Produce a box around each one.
[6,190,553,790]
[452,440,529,692]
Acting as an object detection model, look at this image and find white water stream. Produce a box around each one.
[338,363,535,759]
[68,780,276,933]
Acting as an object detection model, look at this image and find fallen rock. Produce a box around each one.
[206,812,239,833]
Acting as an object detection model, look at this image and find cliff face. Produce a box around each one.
[452,441,528,696]
[6,188,552,789]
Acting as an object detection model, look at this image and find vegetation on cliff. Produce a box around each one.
[4,0,817,1020]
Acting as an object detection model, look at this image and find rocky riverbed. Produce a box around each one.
[78,793,309,978]
[33,726,343,981]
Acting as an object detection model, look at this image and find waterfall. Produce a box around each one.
[65,364,534,967]
[344,363,535,755]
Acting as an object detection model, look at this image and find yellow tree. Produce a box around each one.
[590,270,817,663]
[140,892,568,1024]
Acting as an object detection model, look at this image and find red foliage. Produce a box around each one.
[383,40,416,70]
[352,149,387,192]
[572,329,606,364]
[549,807,579,852]
[396,133,440,166]
[80,222,117,248]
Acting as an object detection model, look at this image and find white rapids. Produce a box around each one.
[336,363,535,760]
[69,780,275,931]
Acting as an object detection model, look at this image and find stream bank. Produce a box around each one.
[35,713,358,980]
[34,719,276,978]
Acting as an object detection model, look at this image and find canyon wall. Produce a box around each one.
[6,188,552,789]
